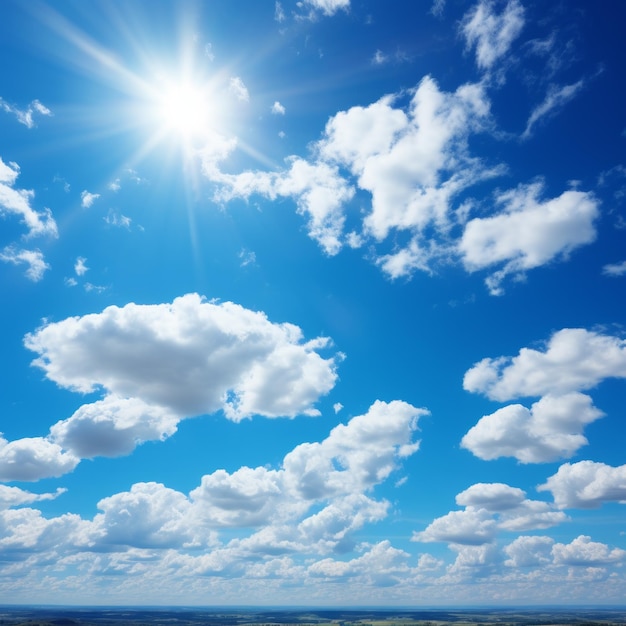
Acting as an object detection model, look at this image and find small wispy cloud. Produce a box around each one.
[275,1,286,23]
[74,257,89,276]
[522,78,586,139]
[239,248,257,267]
[602,261,626,277]
[0,97,51,128]
[0,246,49,281]
[80,190,100,208]
[104,211,132,229]
[229,77,250,102]
[271,101,286,115]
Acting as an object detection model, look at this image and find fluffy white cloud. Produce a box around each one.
[538,461,626,509]
[413,482,566,545]
[212,158,355,255]
[308,541,410,586]
[80,190,100,208]
[25,293,339,421]
[460,183,598,295]
[0,246,49,281]
[504,535,554,567]
[91,482,208,549]
[49,396,180,459]
[0,157,58,238]
[203,75,597,293]
[461,0,525,71]
[0,97,51,128]
[0,435,79,482]
[463,328,626,401]
[552,535,626,566]
[461,393,603,463]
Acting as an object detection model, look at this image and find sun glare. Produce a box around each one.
[157,80,211,140]
[152,77,216,148]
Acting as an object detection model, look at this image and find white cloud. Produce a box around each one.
[461,393,604,463]
[212,158,355,255]
[413,482,566,545]
[238,248,256,267]
[108,179,121,192]
[461,0,525,71]
[463,328,626,401]
[523,79,586,139]
[0,97,51,128]
[333,402,343,413]
[0,435,79,482]
[92,482,207,549]
[603,260,626,276]
[552,535,626,566]
[229,77,250,102]
[271,101,286,115]
[80,190,100,208]
[0,485,66,510]
[431,0,445,18]
[303,0,350,17]
[49,396,180,459]
[538,461,626,509]
[25,293,339,422]
[460,183,598,295]
[0,246,50,282]
[275,2,286,23]
[0,157,58,238]
[204,75,596,293]
[74,256,88,276]
[372,50,387,65]
[504,535,554,567]
[104,211,131,228]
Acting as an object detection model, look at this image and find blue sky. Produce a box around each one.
[1,0,626,606]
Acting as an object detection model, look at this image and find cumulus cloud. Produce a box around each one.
[0,157,58,238]
[463,328,626,401]
[461,0,525,71]
[462,328,626,463]
[49,397,180,459]
[25,293,339,422]
[459,183,598,295]
[538,461,626,509]
[0,97,51,128]
[1,400,422,559]
[413,482,566,545]
[0,435,79,482]
[461,393,604,463]
[0,246,50,282]
[552,535,626,566]
[202,75,596,293]
[504,535,554,567]
[80,190,100,208]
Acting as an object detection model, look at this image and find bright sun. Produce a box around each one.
[156,79,212,142]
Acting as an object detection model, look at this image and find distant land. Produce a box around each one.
[0,606,625,626]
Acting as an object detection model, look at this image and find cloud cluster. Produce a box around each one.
[462,328,626,462]
[413,482,566,545]
[202,69,597,293]
[0,294,340,481]
[0,400,425,580]
[0,97,51,128]
[0,157,58,281]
